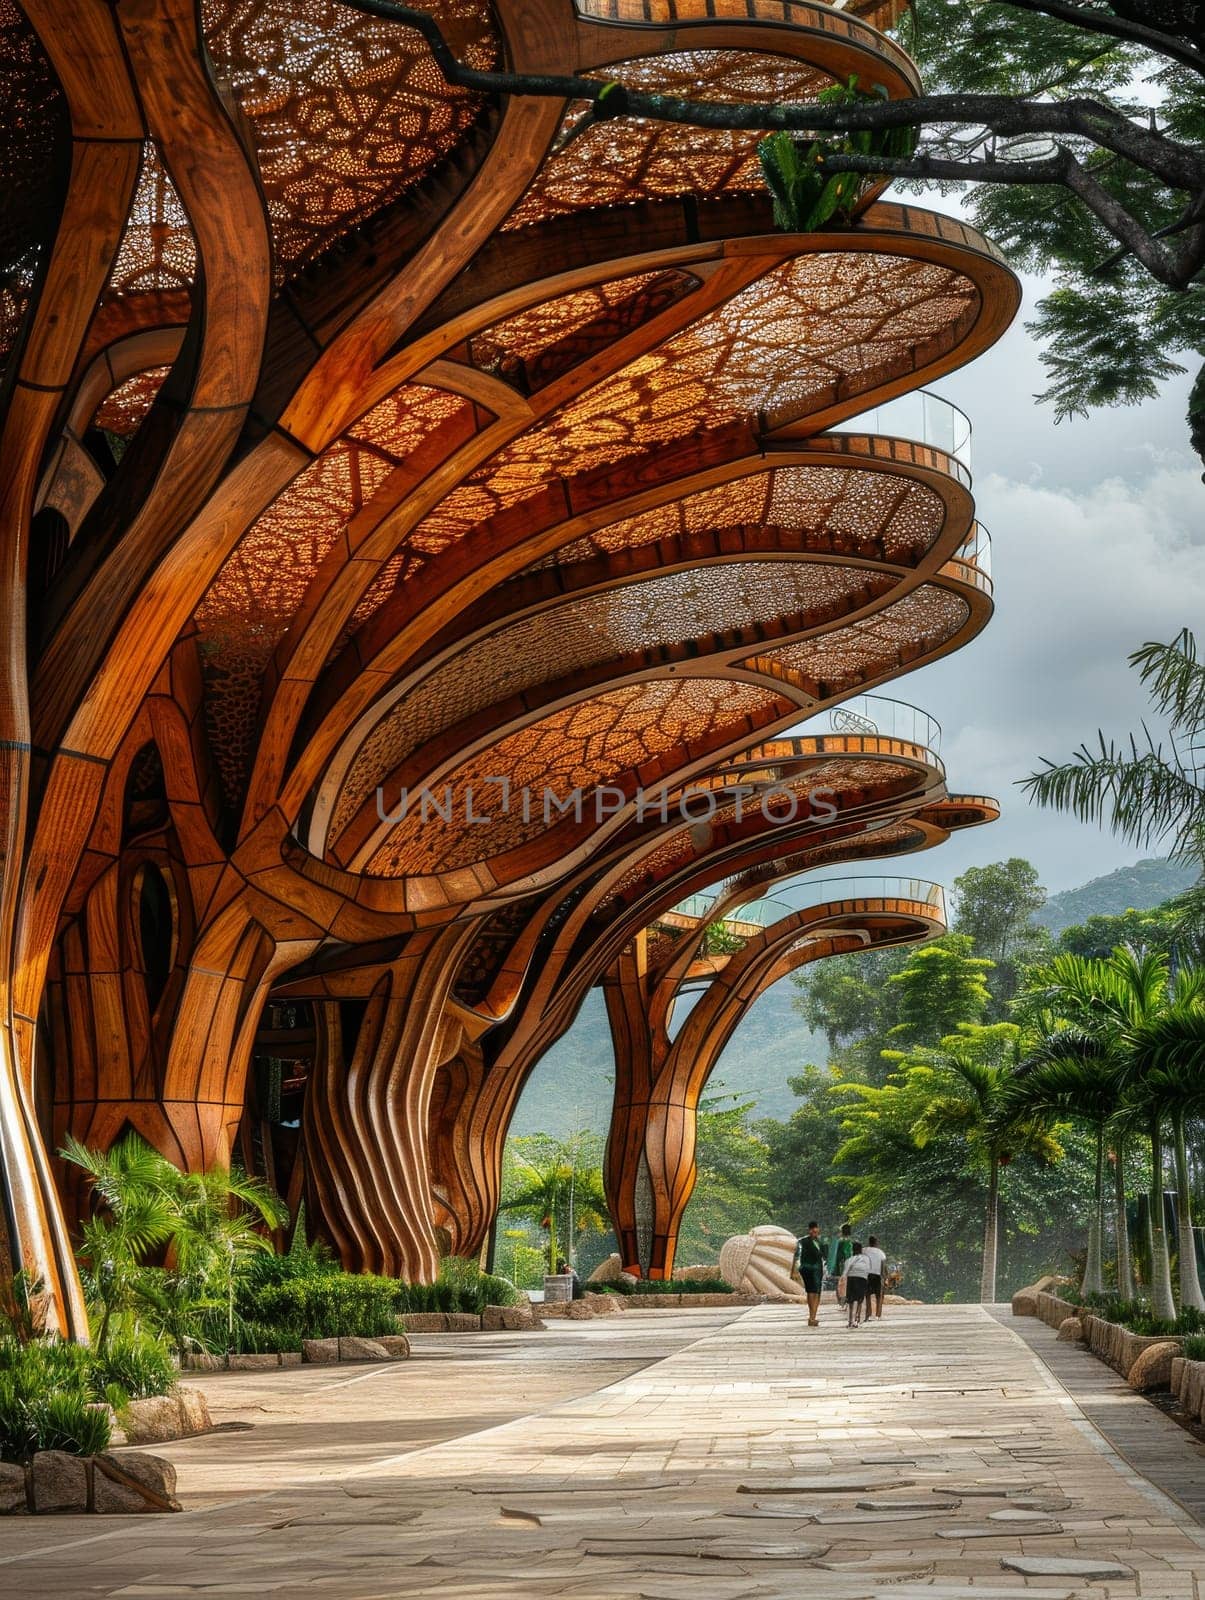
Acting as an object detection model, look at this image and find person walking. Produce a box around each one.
[829,1223,853,1306]
[863,1236,887,1320]
[796,1221,827,1327]
[841,1241,872,1328]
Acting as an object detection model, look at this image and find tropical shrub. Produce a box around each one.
[0,1338,111,1463]
[1182,1334,1205,1361]
[89,1331,177,1401]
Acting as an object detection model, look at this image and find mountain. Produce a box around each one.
[511,857,1200,1140]
[509,980,824,1138]
[1034,856,1198,933]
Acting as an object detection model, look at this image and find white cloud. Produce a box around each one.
[898,453,1205,894]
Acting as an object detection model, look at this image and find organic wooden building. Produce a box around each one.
[0,0,1017,1328]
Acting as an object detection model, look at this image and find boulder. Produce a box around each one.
[617,1271,640,1289]
[719,1225,805,1301]
[1056,1316,1084,1343]
[182,1352,225,1372]
[175,1387,212,1435]
[336,1336,390,1361]
[375,1334,411,1358]
[302,1337,341,1363]
[1128,1339,1180,1392]
[565,1300,594,1320]
[445,1313,482,1332]
[399,1312,449,1332]
[30,1450,88,1513]
[1011,1286,1038,1317]
[92,1452,181,1514]
[583,1292,622,1315]
[118,1394,185,1446]
[675,1264,724,1283]
[0,1462,28,1514]
[587,1253,623,1284]
[483,1300,541,1331]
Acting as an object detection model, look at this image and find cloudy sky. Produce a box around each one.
[885,261,1200,897]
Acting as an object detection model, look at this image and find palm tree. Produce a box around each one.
[62,1132,287,1347]
[502,1136,608,1274]
[1020,948,1202,1319]
[62,1133,177,1350]
[1008,1047,1123,1298]
[1125,1006,1205,1313]
[1023,630,1205,935]
[168,1167,288,1341]
[908,1031,1061,1303]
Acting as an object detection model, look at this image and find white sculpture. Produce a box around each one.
[719,1224,805,1299]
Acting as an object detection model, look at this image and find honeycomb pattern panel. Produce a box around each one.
[541,462,947,569]
[364,678,781,874]
[468,269,699,393]
[328,558,897,841]
[202,0,499,272]
[503,50,832,232]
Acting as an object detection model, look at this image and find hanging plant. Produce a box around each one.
[757,78,917,233]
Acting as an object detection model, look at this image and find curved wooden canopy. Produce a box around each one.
[0,0,1017,1323]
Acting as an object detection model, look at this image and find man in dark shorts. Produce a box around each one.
[864,1235,887,1319]
[797,1220,826,1327]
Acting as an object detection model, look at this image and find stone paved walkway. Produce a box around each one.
[2,1303,1204,1598]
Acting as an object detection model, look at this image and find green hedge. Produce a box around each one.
[246,1277,399,1342]
[1081,1292,1205,1337]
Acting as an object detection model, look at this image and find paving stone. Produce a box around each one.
[1001,1555,1133,1578]
[937,1522,1062,1538]
[857,1496,961,1510]
[988,1506,1061,1521]
[738,1475,911,1494]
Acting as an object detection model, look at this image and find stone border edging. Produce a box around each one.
[0,1450,180,1515]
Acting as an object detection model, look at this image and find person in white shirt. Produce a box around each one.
[864,1236,887,1320]
[842,1242,871,1327]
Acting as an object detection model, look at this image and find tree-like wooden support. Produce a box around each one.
[604,882,949,1278]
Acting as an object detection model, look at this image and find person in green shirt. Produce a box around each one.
[796,1221,827,1327]
[829,1223,854,1304]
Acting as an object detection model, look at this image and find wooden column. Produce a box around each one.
[300,925,474,1281]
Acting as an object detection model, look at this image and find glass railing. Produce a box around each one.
[946,521,992,587]
[674,874,945,928]
[830,390,972,474]
[783,693,942,755]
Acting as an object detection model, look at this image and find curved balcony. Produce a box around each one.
[786,692,942,755]
[945,520,992,594]
[830,390,973,479]
[674,873,945,929]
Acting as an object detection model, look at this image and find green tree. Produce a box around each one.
[62,1132,287,1351]
[953,859,1051,1012]
[500,1132,608,1272]
[1058,905,1181,958]
[676,1089,771,1264]
[887,935,995,1044]
[1008,1037,1130,1295]
[759,1064,847,1236]
[60,1135,175,1352]
[838,1023,1063,1302]
[791,944,914,1084]
[901,1026,1062,1302]
[371,1,1205,464]
[1017,946,1205,1316]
